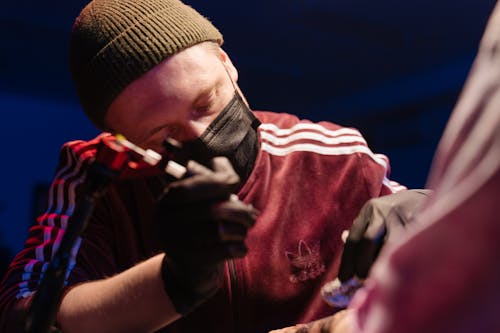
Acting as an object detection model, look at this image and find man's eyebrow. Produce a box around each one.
[148,124,169,138]
[193,86,215,106]
[194,75,226,106]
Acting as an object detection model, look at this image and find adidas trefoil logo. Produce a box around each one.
[286,240,326,283]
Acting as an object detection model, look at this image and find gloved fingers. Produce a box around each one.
[210,156,237,176]
[338,237,382,282]
[157,200,256,252]
[185,159,215,176]
[362,190,431,242]
[343,196,389,253]
[186,157,240,187]
[352,190,431,241]
[157,204,218,244]
[346,198,393,242]
[211,199,259,229]
[337,241,356,282]
[158,197,257,233]
[158,201,211,221]
[339,201,387,282]
[346,190,429,241]
[352,239,380,279]
[345,202,375,242]
[358,203,389,245]
[160,175,232,204]
[217,220,249,242]
[159,156,242,205]
[339,190,431,282]
[209,156,241,192]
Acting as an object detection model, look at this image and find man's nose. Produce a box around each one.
[175,120,209,142]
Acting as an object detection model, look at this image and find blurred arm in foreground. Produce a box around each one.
[271,1,500,332]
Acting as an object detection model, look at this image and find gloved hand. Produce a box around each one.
[156,156,258,315]
[322,189,431,308]
[338,189,431,283]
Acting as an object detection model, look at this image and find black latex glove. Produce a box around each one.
[338,189,431,282]
[157,156,258,315]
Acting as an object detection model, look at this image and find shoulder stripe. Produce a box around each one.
[259,122,407,194]
[40,145,95,228]
[261,142,388,169]
[260,130,367,147]
[259,122,362,138]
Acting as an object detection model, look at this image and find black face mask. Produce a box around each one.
[178,92,261,184]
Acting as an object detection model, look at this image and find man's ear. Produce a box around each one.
[218,47,238,82]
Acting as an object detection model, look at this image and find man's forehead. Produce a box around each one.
[116,48,213,102]
[145,44,220,93]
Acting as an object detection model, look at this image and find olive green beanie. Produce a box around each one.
[69,0,223,130]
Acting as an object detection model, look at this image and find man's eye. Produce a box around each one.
[144,126,178,149]
[193,106,211,117]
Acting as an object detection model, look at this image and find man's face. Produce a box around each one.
[106,42,238,153]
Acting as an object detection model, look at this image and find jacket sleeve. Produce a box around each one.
[0,135,118,332]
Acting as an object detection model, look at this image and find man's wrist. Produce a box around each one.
[160,254,223,316]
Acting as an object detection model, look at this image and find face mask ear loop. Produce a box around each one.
[219,58,250,109]
[218,57,260,135]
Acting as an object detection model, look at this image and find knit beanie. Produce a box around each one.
[69,0,223,130]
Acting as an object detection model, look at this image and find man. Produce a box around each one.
[0,0,405,332]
